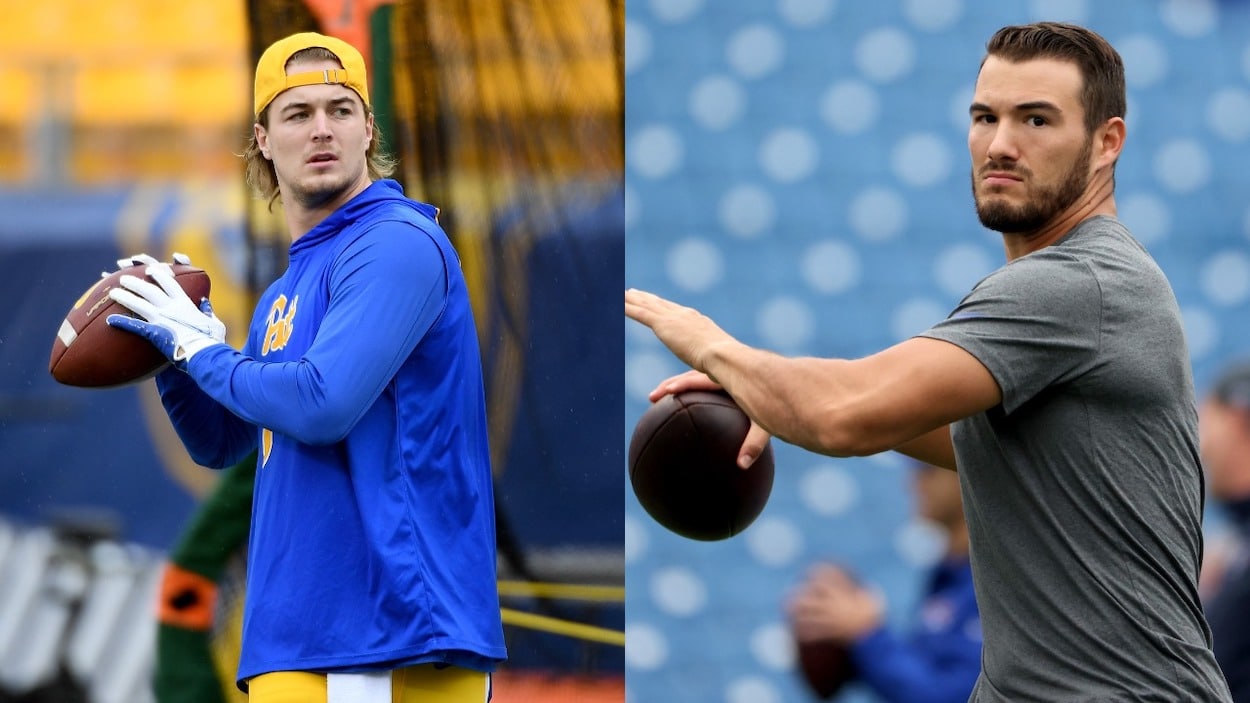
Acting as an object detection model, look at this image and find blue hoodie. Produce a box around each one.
[155,179,507,686]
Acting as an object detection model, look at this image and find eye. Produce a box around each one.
[286,111,309,122]
[1026,115,1047,127]
[334,106,353,117]
[972,113,996,125]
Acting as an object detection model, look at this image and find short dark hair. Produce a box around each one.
[984,22,1126,135]
[1213,361,1250,410]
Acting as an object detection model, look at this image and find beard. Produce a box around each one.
[289,172,355,210]
[973,136,1093,234]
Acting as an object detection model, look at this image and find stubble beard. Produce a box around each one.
[290,172,355,210]
[973,136,1093,234]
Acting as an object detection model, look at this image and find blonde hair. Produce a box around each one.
[242,47,397,207]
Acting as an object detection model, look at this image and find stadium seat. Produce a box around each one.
[171,61,250,129]
[71,64,175,127]
[0,66,39,182]
[0,3,68,61]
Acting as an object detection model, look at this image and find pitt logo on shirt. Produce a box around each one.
[262,294,299,356]
[261,428,273,468]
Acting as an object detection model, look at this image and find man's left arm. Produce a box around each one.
[188,224,449,444]
[850,622,982,703]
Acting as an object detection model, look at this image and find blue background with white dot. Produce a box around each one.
[624,1,1250,701]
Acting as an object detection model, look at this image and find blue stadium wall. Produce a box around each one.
[0,185,241,549]
[624,1,1250,702]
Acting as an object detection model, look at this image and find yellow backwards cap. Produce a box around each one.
[253,32,370,117]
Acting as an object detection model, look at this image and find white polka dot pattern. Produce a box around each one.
[689,75,747,131]
[624,3,1250,701]
[718,184,777,239]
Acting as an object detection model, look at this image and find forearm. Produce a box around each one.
[155,367,257,468]
[185,344,400,445]
[702,341,878,457]
[702,337,988,461]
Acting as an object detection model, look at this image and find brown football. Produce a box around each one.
[49,263,212,388]
[796,637,856,699]
[628,390,774,541]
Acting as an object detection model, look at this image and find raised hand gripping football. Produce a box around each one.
[107,262,226,365]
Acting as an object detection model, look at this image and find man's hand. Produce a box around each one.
[787,563,885,645]
[106,263,226,366]
[646,369,773,468]
[627,292,772,468]
[646,368,724,402]
[625,288,737,373]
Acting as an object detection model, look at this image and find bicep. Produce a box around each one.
[894,426,957,471]
[847,336,1000,456]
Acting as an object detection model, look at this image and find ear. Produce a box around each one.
[1094,116,1126,171]
[254,123,271,160]
[364,112,375,146]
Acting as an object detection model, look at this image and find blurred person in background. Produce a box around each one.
[787,461,979,703]
[1200,360,1250,702]
[154,452,256,703]
[105,31,506,702]
[627,21,1232,701]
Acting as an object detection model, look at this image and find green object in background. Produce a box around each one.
[154,453,257,703]
[370,3,397,161]
[155,624,230,703]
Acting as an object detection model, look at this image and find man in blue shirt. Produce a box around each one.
[1200,360,1250,702]
[107,31,506,702]
[788,462,979,702]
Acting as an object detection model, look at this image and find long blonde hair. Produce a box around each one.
[242,47,397,208]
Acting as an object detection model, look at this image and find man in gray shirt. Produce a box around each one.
[626,21,1231,701]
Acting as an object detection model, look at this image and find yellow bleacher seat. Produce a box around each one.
[71,64,175,126]
[2,0,249,185]
[133,0,247,59]
[0,66,38,183]
[172,62,250,129]
[0,3,69,62]
[60,0,136,60]
[0,66,39,126]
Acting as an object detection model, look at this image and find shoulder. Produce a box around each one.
[967,248,1100,311]
[341,206,450,259]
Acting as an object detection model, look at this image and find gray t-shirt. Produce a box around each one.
[921,216,1231,702]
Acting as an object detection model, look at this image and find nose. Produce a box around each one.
[984,123,1018,164]
[310,109,333,141]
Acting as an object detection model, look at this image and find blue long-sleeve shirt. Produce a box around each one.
[1206,499,1250,703]
[850,556,981,703]
[154,179,506,686]
[154,186,450,463]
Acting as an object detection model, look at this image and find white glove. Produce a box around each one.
[106,262,226,364]
[107,252,191,277]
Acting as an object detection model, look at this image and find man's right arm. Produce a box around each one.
[700,335,999,465]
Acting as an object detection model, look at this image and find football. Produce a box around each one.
[795,638,856,699]
[628,390,774,541]
[49,263,212,388]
